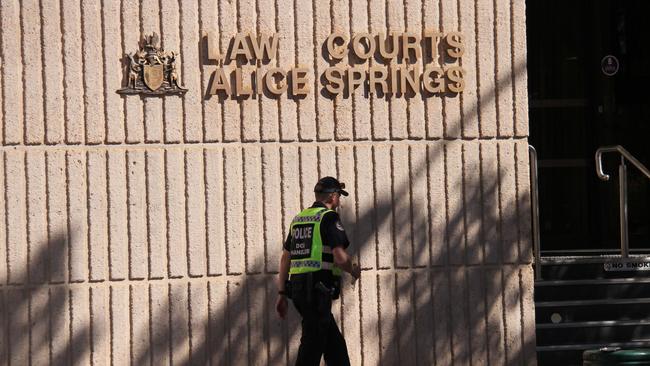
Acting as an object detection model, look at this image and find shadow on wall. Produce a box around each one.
[0,234,92,365]
[2,60,533,365]
[193,56,534,365]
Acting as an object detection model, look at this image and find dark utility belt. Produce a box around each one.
[285,273,341,300]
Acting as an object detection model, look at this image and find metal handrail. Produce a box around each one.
[595,145,650,258]
[529,145,542,280]
[596,145,650,181]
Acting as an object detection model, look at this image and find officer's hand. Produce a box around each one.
[351,263,361,280]
[276,295,288,319]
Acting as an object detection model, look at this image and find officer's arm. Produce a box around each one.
[278,249,291,292]
[332,247,359,278]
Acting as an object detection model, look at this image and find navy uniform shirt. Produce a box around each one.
[284,202,350,283]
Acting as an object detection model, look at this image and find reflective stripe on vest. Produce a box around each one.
[288,207,342,276]
[290,261,334,270]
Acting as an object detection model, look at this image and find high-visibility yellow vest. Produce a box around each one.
[288,207,342,276]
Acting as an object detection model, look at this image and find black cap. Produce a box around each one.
[314,176,349,196]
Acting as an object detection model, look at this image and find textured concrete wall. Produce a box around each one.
[0,0,534,364]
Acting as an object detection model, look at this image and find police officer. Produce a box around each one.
[276,176,361,366]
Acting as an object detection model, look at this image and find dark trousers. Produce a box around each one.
[291,277,350,366]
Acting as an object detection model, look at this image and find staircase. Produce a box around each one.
[529,145,650,364]
[535,257,650,365]
[528,146,650,364]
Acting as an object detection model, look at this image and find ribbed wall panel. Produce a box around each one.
[495,0,514,138]
[314,1,335,142]
[81,0,106,145]
[301,145,319,209]
[464,142,483,264]
[387,1,408,141]
[482,140,501,264]
[0,141,536,364]
[356,145,377,269]
[180,1,203,143]
[110,285,129,365]
[46,150,68,283]
[238,0,260,144]
[103,0,125,144]
[141,0,163,144]
[67,151,88,282]
[516,140,533,263]
[22,0,45,145]
[200,1,221,143]
[513,0,530,138]
[243,146,264,274]
[2,0,24,145]
[433,268,453,364]
[0,154,5,285]
[405,0,426,140]
[337,145,356,248]
[429,142,448,266]
[107,150,128,280]
[70,286,91,364]
[459,0,479,139]
[1,0,533,364]
[90,286,109,366]
[441,0,462,139]
[500,141,518,263]
[147,149,168,279]
[122,0,144,144]
[167,148,188,278]
[476,0,497,138]
[468,266,488,364]
[31,287,50,364]
[26,150,47,283]
[487,267,506,365]
[374,145,394,270]
[378,272,398,363]
[127,150,147,280]
[130,283,150,364]
[450,267,470,364]
[62,0,85,144]
[51,286,71,365]
[187,149,208,277]
[393,144,412,268]
[446,141,465,265]
[205,148,225,276]
[150,282,171,365]
[161,0,184,143]
[8,289,29,365]
[88,151,108,282]
[6,151,27,285]
[332,0,353,141]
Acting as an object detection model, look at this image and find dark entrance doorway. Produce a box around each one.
[527,0,650,255]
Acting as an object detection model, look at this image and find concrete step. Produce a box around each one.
[537,322,650,346]
[537,319,650,329]
[536,300,650,323]
[537,341,650,366]
[535,280,650,302]
[534,257,650,364]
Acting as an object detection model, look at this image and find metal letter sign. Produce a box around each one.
[118,33,187,96]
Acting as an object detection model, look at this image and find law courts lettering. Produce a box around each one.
[205,31,465,98]
[205,33,309,96]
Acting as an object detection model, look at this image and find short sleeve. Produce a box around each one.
[320,211,350,249]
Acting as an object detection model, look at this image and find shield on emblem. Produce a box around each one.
[143,64,164,91]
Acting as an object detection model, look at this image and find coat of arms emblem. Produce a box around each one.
[118,33,187,96]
